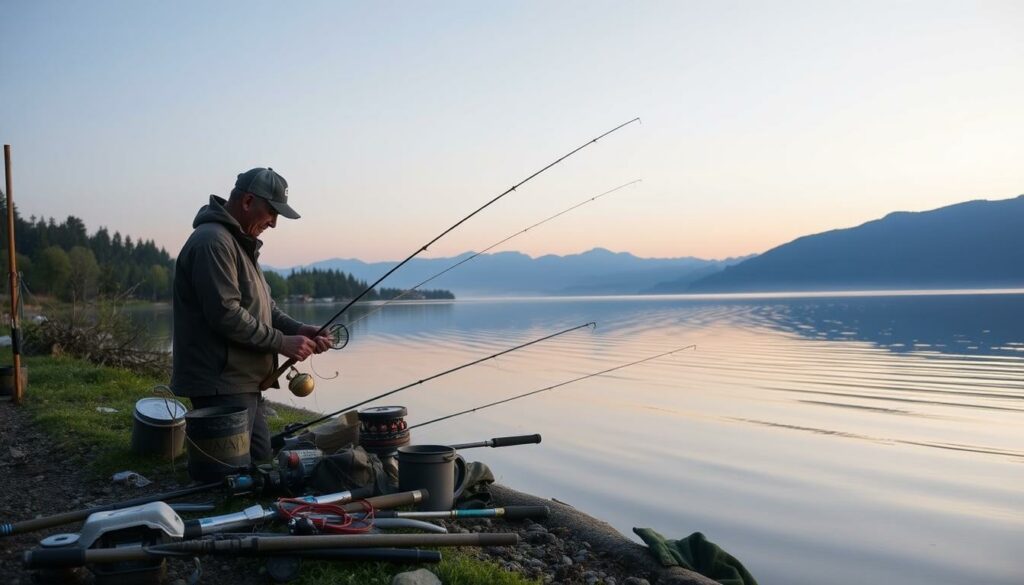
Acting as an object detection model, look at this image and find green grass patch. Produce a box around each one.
[270,550,539,585]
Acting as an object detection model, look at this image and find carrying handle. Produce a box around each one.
[451,455,468,502]
[501,506,550,521]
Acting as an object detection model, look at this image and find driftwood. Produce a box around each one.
[490,484,719,585]
[26,298,170,377]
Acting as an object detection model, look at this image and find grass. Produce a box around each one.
[0,347,538,585]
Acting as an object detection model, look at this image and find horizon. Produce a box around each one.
[2,2,1022,266]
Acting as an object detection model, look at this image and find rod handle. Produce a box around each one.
[3,509,89,537]
[260,359,295,391]
[491,434,542,448]
[341,490,425,512]
[23,547,87,569]
[501,506,550,520]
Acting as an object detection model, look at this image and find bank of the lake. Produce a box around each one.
[0,351,712,585]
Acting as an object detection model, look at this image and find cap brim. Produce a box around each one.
[268,200,300,220]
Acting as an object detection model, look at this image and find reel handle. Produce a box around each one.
[501,506,550,521]
[490,434,542,448]
[260,359,294,391]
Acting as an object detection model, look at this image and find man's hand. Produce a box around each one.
[281,335,318,361]
[297,324,333,354]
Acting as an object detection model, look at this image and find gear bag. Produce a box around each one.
[308,445,395,496]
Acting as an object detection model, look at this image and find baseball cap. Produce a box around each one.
[235,167,300,219]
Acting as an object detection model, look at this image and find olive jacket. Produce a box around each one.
[170,195,302,397]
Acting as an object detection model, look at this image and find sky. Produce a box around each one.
[1,1,1022,268]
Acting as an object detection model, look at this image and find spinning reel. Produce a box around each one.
[287,323,349,397]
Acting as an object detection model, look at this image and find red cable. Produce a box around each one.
[276,498,375,534]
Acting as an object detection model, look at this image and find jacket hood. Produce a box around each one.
[194,195,241,230]
[193,195,263,255]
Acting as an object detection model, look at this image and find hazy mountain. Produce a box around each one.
[265,248,743,296]
[687,195,1024,293]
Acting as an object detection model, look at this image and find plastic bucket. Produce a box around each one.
[185,406,250,482]
[397,445,467,511]
[131,397,187,458]
[0,365,27,399]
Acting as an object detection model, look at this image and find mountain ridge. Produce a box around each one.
[686,194,1024,292]
[265,247,747,296]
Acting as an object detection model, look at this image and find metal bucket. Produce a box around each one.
[0,365,27,399]
[131,397,187,459]
[185,406,250,482]
[397,445,467,511]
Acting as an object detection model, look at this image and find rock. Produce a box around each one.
[9,447,25,459]
[623,578,651,585]
[526,531,557,545]
[561,555,573,566]
[391,568,441,585]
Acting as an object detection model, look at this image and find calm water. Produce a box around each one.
[138,291,1024,585]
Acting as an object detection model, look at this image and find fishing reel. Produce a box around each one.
[286,323,350,397]
[287,367,315,397]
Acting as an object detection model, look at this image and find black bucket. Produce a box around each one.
[131,397,187,458]
[0,365,27,400]
[185,406,250,482]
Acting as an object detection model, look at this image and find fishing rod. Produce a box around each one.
[260,118,640,390]
[358,505,549,522]
[271,321,597,449]
[409,344,697,430]
[23,533,519,568]
[345,179,642,328]
[0,480,222,538]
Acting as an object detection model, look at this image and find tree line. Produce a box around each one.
[0,202,173,301]
[263,267,454,301]
[0,201,454,303]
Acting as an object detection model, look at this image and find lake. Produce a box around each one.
[136,291,1024,585]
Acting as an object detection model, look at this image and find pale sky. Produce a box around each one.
[2,1,1021,267]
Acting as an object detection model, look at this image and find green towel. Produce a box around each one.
[633,527,758,585]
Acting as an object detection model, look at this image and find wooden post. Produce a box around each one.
[4,145,23,405]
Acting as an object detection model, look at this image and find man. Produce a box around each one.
[171,167,331,462]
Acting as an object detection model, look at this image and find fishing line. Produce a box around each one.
[345,179,643,330]
[271,321,598,448]
[261,118,641,390]
[408,344,697,430]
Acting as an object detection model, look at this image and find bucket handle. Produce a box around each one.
[452,454,468,501]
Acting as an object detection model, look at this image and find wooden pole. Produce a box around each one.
[3,145,23,405]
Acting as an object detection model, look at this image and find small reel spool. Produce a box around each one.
[330,323,350,350]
